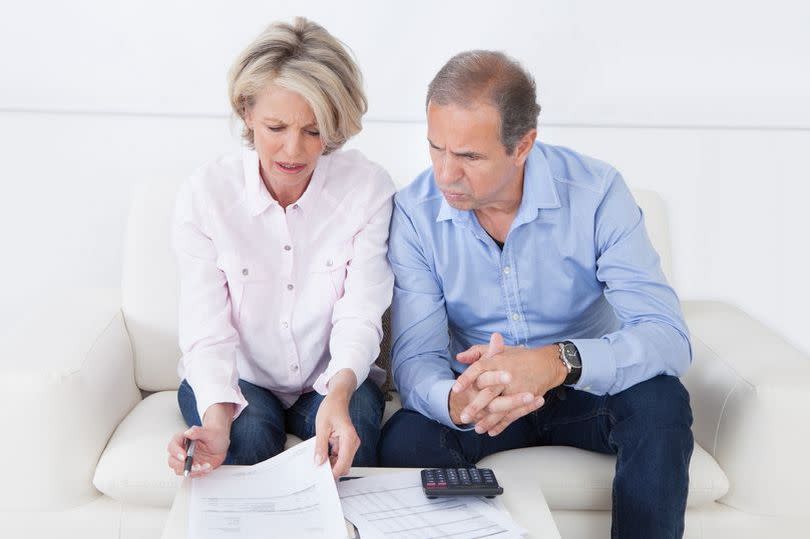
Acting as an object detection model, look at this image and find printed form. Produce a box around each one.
[188,438,347,538]
[338,470,527,539]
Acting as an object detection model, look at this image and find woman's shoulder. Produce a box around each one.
[324,148,395,196]
[180,150,246,208]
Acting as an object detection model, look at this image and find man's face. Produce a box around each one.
[427,100,522,211]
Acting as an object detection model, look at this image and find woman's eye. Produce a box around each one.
[306,130,320,137]
[267,126,284,132]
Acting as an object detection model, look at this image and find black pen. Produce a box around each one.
[183,439,196,477]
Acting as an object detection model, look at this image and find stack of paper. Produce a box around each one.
[188,438,347,538]
[338,470,527,538]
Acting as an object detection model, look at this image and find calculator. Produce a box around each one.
[421,467,504,498]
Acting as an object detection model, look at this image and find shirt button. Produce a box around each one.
[283,245,291,251]
[511,313,520,321]
[503,266,511,274]
[242,268,249,276]
[287,284,294,291]
[326,259,333,267]
[281,321,289,329]
[291,364,299,372]
[292,204,300,210]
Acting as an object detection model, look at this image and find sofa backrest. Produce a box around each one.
[121,164,673,392]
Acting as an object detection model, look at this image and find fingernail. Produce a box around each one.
[202,462,211,470]
[177,452,184,461]
[192,464,199,472]
[500,373,511,384]
[536,397,545,406]
[522,393,533,404]
[460,414,470,423]
[474,425,484,434]
[452,383,461,393]
[315,453,324,465]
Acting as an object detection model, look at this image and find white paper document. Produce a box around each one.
[188,438,346,538]
[338,470,527,539]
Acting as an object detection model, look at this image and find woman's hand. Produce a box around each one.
[314,369,360,479]
[167,403,234,478]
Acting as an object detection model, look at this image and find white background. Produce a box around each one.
[1,0,808,354]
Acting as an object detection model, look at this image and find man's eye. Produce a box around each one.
[465,155,479,161]
[267,126,284,132]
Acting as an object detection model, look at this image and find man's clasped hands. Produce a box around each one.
[450,333,570,435]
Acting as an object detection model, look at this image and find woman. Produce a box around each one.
[165,18,394,479]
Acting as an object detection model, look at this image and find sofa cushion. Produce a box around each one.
[478,443,729,511]
[94,390,403,507]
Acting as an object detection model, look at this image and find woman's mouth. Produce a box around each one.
[274,161,307,174]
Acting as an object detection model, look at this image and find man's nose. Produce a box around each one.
[435,154,462,185]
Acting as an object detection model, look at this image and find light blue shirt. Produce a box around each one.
[388,141,691,429]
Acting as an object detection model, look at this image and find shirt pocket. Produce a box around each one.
[218,253,277,326]
[309,242,354,300]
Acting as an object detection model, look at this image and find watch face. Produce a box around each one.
[563,344,582,368]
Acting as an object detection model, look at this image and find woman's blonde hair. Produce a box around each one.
[228,18,367,154]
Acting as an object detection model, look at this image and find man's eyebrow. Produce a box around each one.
[428,138,484,158]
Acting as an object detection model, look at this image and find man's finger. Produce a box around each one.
[459,385,503,424]
[314,428,330,466]
[456,344,487,364]
[452,360,488,393]
[473,411,507,434]
[488,396,545,436]
[474,370,511,390]
[487,332,505,356]
[485,392,535,414]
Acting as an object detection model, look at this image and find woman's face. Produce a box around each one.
[244,83,325,192]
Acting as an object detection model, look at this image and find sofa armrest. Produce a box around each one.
[0,288,141,511]
[681,300,810,517]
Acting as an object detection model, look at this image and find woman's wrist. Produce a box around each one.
[202,402,236,431]
[326,368,357,402]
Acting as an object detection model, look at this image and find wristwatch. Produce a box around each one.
[557,341,582,386]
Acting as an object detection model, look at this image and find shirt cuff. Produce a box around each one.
[312,356,371,397]
[568,338,617,395]
[193,386,248,424]
[427,378,475,431]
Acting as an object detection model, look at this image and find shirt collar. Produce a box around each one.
[243,148,330,216]
[435,142,560,225]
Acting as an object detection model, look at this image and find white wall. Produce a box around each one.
[1,1,809,354]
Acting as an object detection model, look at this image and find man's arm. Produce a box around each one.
[571,171,692,395]
[388,198,471,430]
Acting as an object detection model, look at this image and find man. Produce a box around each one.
[379,50,694,538]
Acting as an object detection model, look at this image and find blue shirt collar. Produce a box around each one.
[435,142,560,225]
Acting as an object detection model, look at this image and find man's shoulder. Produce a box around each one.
[536,142,620,196]
[393,166,444,217]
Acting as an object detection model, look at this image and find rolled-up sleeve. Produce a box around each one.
[571,172,692,395]
[313,167,396,394]
[173,177,247,421]
[388,199,468,430]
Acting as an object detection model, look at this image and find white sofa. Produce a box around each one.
[2,166,809,539]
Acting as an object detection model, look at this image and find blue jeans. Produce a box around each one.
[379,375,694,539]
[178,377,385,466]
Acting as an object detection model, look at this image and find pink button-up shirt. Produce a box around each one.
[173,148,395,421]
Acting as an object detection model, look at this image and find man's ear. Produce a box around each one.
[512,128,537,166]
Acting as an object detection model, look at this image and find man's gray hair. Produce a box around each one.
[426,50,541,154]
